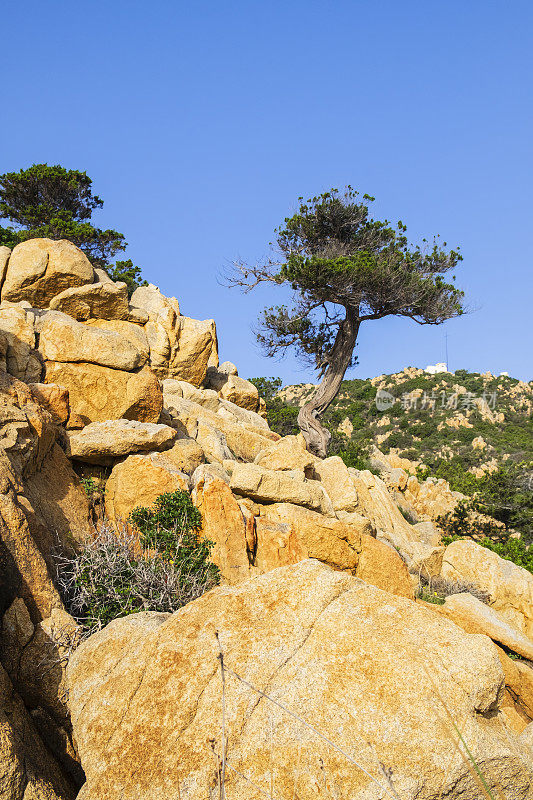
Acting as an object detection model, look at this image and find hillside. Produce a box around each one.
[276,368,533,475]
[0,239,532,798]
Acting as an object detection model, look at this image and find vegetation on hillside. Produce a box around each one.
[253,369,533,564]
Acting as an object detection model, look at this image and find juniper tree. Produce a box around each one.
[229,188,465,457]
[0,164,126,267]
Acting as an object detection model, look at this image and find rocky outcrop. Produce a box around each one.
[442,539,533,640]
[67,419,177,464]
[67,560,533,800]
[1,237,532,799]
[45,361,162,423]
[104,452,189,524]
[1,239,95,306]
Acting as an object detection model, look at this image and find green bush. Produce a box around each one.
[56,491,219,633]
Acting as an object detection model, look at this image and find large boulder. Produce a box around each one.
[38,311,146,370]
[194,476,252,584]
[0,304,42,382]
[48,279,130,321]
[44,362,162,423]
[163,394,276,462]
[255,502,379,580]
[350,468,444,575]
[67,419,177,465]
[254,434,315,472]
[104,452,189,524]
[1,239,94,307]
[67,560,533,800]
[440,592,533,661]
[173,316,217,386]
[313,455,359,512]
[230,462,334,515]
[0,662,76,800]
[441,539,533,640]
[29,382,70,424]
[86,319,150,362]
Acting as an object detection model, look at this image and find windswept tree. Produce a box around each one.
[0,164,126,268]
[229,188,465,457]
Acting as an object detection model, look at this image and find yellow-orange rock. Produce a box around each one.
[67,559,533,800]
[44,361,162,423]
[194,477,251,584]
[104,452,189,524]
[1,238,94,307]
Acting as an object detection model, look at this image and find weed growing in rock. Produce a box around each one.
[56,491,219,635]
[415,574,490,605]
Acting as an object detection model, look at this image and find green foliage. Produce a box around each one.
[81,477,101,498]
[248,377,283,403]
[0,163,125,267]
[253,187,464,368]
[109,259,148,298]
[57,491,219,633]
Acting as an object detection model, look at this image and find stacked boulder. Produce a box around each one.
[0,238,532,800]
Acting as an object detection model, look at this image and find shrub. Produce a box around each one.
[56,491,219,634]
[416,574,490,605]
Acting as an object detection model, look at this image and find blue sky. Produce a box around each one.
[1,1,531,383]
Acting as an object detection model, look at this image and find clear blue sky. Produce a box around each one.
[1,1,531,383]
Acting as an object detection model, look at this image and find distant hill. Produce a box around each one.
[251,369,533,549]
[277,368,533,474]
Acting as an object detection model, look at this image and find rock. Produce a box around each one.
[44,362,162,423]
[350,468,444,575]
[23,442,92,550]
[173,315,217,386]
[130,285,217,385]
[441,539,533,640]
[313,455,359,512]
[87,318,150,361]
[440,592,533,661]
[496,647,533,720]
[104,452,189,524]
[217,398,270,430]
[29,383,70,424]
[1,239,94,307]
[204,365,260,411]
[0,370,57,477]
[194,477,252,584]
[164,394,275,462]
[0,245,10,285]
[255,502,371,573]
[356,533,415,599]
[38,311,145,370]
[48,280,130,321]
[0,304,43,381]
[230,462,334,515]
[0,663,76,800]
[158,437,204,474]
[67,419,177,465]
[67,559,533,800]
[173,379,220,411]
[191,462,231,490]
[254,435,315,472]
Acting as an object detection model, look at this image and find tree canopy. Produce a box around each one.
[230,188,465,456]
[0,164,126,268]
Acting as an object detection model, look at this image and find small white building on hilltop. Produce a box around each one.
[425,362,449,375]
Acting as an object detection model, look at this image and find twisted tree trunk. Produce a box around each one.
[297,307,360,458]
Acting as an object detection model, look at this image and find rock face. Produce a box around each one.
[38,310,146,370]
[44,361,162,423]
[442,539,533,640]
[67,419,177,464]
[1,237,532,799]
[104,452,189,524]
[1,239,94,306]
[67,560,533,800]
